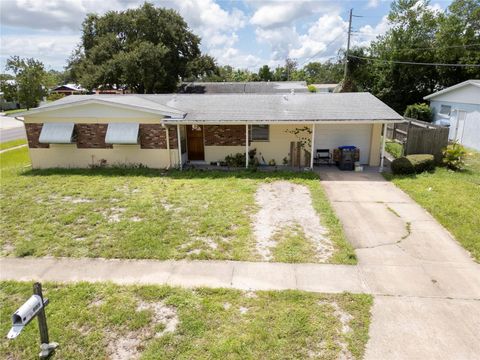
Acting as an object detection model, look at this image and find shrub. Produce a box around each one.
[391,157,415,175]
[47,93,65,102]
[307,84,317,93]
[391,154,435,175]
[225,153,245,167]
[442,142,467,171]
[404,103,433,122]
[385,141,403,159]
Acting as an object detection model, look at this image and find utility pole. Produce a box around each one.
[344,8,353,80]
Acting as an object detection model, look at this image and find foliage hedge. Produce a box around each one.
[391,154,435,175]
[404,103,433,123]
[442,142,467,171]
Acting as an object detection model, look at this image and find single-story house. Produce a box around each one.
[51,84,87,96]
[424,79,480,151]
[18,92,402,170]
[312,84,339,93]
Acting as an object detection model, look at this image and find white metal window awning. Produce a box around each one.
[105,123,139,144]
[39,122,75,144]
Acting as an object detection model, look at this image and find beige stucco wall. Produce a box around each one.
[204,146,245,163]
[251,124,309,165]
[369,123,383,166]
[202,125,309,165]
[29,145,178,169]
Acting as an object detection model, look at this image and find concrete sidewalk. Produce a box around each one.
[0,257,367,293]
[319,168,480,359]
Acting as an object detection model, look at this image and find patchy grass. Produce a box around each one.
[0,148,355,264]
[385,141,403,159]
[272,225,317,263]
[0,281,372,359]
[385,149,480,262]
[0,139,27,151]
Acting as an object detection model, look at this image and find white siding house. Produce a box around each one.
[424,80,480,151]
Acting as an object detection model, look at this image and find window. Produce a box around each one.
[250,125,269,141]
[105,123,139,144]
[439,105,451,116]
[39,122,75,144]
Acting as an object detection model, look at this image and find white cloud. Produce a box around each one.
[366,0,380,8]
[289,14,347,59]
[209,47,263,69]
[0,34,80,70]
[249,0,339,28]
[255,26,299,60]
[0,0,142,31]
[0,0,249,69]
[353,15,391,48]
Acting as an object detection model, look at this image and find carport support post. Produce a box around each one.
[177,124,182,170]
[379,123,387,172]
[310,123,315,169]
[245,124,249,168]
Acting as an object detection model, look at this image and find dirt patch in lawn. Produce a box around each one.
[253,181,333,261]
[106,300,178,360]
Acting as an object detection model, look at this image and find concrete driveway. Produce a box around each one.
[320,168,480,359]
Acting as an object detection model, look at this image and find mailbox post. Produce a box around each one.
[6,282,58,358]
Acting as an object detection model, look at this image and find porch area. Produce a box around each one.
[179,123,388,171]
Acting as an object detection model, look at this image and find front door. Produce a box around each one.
[187,125,205,161]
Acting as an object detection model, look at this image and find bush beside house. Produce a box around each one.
[391,154,435,174]
[404,103,433,122]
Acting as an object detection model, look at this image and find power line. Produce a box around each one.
[385,43,480,51]
[348,54,480,67]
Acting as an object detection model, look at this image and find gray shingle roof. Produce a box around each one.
[24,92,403,123]
[178,81,309,94]
[146,92,402,122]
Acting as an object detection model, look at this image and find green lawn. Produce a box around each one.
[385,149,480,262]
[0,282,372,359]
[0,139,27,151]
[0,147,355,264]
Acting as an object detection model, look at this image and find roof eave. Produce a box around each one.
[16,98,186,118]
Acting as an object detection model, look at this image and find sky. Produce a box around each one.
[0,0,453,74]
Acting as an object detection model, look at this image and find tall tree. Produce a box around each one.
[435,0,480,87]
[364,0,439,111]
[6,56,46,109]
[258,65,273,81]
[68,2,213,93]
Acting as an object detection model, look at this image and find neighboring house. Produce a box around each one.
[18,92,402,169]
[0,91,18,111]
[424,79,480,151]
[312,84,339,93]
[178,81,309,94]
[0,79,19,110]
[51,84,87,96]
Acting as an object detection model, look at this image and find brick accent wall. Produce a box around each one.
[204,125,246,146]
[139,124,178,149]
[25,123,49,148]
[76,124,112,149]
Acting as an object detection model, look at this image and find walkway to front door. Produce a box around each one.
[186,125,205,161]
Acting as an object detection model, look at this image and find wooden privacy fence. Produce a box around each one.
[386,118,449,162]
